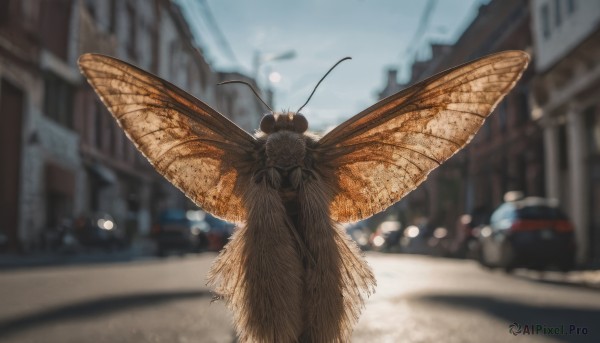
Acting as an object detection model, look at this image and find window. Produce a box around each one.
[490,203,515,229]
[0,78,24,251]
[585,106,600,155]
[150,26,159,72]
[567,0,576,14]
[516,205,568,220]
[0,0,11,24]
[554,0,562,26]
[516,155,526,193]
[108,120,116,155]
[498,100,508,133]
[43,72,73,128]
[516,90,529,124]
[39,0,72,61]
[484,119,492,139]
[541,4,551,39]
[558,123,568,170]
[122,131,129,159]
[126,4,137,58]
[45,163,75,229]
[94,101,103,148]
[84,0,95,20]
[109,0,117,33]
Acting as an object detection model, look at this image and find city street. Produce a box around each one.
[0,253,599,343]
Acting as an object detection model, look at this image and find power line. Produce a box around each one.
[179,0,208,50]
[405,0,438,60]
[399,0,437,82]
[193,0,239,65]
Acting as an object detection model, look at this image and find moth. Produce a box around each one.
[78,50,529,342]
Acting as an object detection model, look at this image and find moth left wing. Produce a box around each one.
[78,53,258,223]
[316,51,529,223]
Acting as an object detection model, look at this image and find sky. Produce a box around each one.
[178,0,487,130]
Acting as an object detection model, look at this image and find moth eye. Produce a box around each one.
[260,114,276,133]
[292,114,308,133]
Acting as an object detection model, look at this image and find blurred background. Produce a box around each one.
[0,0,599,342]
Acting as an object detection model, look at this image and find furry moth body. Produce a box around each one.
[78,50,529,342]
[208,125,374,342]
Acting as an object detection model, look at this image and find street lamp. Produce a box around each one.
[252,50,297,80]
[252,50,297,109]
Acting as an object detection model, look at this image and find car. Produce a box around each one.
[345,221,372,251]
[203,214,235,251]
[152,209,209,256]
[478,197,576,272]
[450,214,485,259]
[399,223,448,255]
[74,213,127,251]
[370,220,402,252]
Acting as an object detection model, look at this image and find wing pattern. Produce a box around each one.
[318,51,529,222]
[78,54,257,223]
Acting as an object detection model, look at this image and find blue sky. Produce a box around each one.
[178,0,486,130]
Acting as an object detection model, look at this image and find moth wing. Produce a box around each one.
[317,51,529,223]
[78,53,258,223]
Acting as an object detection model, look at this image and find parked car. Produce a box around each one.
[152,209,209,256]
[203,214,235,251]
[370,220,402,252]
[400,223,450,256]
[478,197,576,272]
[345,221,372,251]
[74,213,127,251]
[450,214,485,259]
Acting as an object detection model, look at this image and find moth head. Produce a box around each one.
[260,112,308,134]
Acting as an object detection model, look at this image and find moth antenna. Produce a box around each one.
[218,80,273,112]
[296,57,351,114]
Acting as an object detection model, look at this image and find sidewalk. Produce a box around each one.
[512,268,600,289]
[0,238,157,270]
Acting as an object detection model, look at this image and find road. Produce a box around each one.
[0,253,598,343]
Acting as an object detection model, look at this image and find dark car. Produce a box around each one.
[345,221,372,251]
[478,197,576,272]
[74,213,127,251]
[450,214,486,259]
[370,220,402,252]
[203,214,235,251]
[152,209,209,256]
[399,223,450,256]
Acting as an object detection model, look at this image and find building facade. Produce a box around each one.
[531,0,600,263]
[216,71,270,133]
[378,0,542,239]
[0,0,262,252]
[379,0,600,264]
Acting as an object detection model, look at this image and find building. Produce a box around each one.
[0,0,262,252]
[436,0,542,227]
[377,0,542,238]
[216,71,271,133]
[378,43,454,229]
[531,0,600,263]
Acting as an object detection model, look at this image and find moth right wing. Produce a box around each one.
[78,53,258,223]
[316,51,529,223]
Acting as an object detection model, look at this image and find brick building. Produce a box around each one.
[378,0,542,236]
[0,0,264,252]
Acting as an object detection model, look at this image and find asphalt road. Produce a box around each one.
[0,253,598,343]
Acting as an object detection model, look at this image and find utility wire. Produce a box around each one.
[405,0,437,60]
[399,0,437,82]
[179,0,208,51]
[193,0,239,65]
